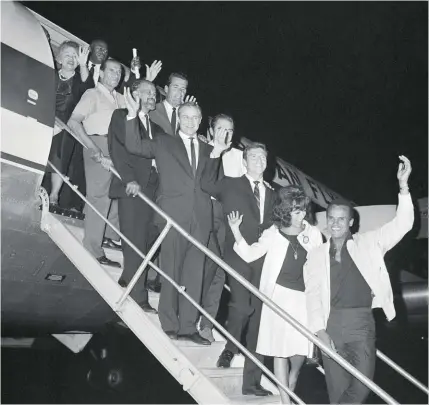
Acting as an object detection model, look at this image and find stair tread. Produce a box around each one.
[202,367,244,377]
[228,394,281,404]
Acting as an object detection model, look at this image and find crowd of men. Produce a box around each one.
[48,36,415,403]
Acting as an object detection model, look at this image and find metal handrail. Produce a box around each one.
[52,117,427,402]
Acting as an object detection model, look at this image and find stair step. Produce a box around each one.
[228,394,281,404]
[180,341,228,367]
[202,367,244,397]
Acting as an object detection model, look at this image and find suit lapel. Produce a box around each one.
[195,141,210,179]
[171,136,193,177]
[263,188,274,223]
[158,103,173,134]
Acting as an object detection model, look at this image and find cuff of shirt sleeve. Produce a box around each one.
[210,151,222,159]
[127,115,137,121]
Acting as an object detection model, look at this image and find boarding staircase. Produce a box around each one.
[40,119,429,404]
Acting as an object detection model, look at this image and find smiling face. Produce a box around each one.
[327,205,354,239]
[57,46,78,72]
[243,147,267,177]
[178,105,202,136]
[290,207,307,229]
[135,81,157,113]
[165,76,188,107]
[99,60,122,89]
[90,40,108,64]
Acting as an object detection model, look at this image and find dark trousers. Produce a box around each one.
[224,253,265,389]
[322,307,376,404]
[117,173,158,304]
[158,215,210,335]
[200,200,226,329]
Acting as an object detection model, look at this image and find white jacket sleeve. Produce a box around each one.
[373,193,414,254]
[303,249,326,333]
[233,226,274,263]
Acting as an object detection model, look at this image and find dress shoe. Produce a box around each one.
[102,238,122,250]
[165,331,178,340]
[242,385,273,396]
[118,279,127,288]
[147,280,161,293]
[141,302,157,314]
[97,255,121,268]
[177,333,211,345]
[199,326,215,343]
[217,349,234,368]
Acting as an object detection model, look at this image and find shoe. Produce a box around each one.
[118,279,127,288]
[165,331,178,340]
[216,349,234,368]
[242,385,273,396]
[199,327,215,343]
[116,321,129,328]
[141,303,157,314]
[97,255,121,268]
[147,280,161,293]
[102,238,122,250]
[177,333,211,346]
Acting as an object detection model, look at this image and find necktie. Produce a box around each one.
[171,107,177,135]
[145,114,152,138]
[189,137,197,176]
[253,181,260,210]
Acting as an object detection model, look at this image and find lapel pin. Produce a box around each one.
[303,236,309,244]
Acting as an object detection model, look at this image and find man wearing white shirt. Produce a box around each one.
[124,97,231,345]
[201,142,275,396]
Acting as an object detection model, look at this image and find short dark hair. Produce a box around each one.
[210,114,234,130]
[131,79,155,94]
[100,58,120,71]
[327,198,354,219]
[167,72,188,86]
[272,185,312,228]
[90,39,108,48]
[243,142,267,160]
[178,101,202,117]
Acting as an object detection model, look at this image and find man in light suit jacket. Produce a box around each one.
[304,156,414,404]
[124,93,231,345]
[201,142,275,397]
[108,80,163,313]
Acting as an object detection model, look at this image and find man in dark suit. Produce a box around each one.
[149,72,196,136]
[201,142,275,396]
[124,92,230,345]
[108,79,163,312]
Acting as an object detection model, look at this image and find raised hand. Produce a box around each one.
[227,211,243,230]
[397,155,412,186]
[184,95,197,104]
[124,87,140,118]
[145,60,162,82]
[78,45,90,66]
[212,127,232,154]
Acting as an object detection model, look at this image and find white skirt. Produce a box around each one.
[256,284,312,358]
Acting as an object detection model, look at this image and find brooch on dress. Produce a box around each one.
[303,236,309,244]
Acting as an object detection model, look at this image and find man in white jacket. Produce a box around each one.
[304,155,413,404]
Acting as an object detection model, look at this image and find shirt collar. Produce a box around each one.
[245,173,264,187]
[96,82,116,97]
[178,130,197,141]
[329,233,353,253]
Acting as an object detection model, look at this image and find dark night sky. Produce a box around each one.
[25,1,428,205]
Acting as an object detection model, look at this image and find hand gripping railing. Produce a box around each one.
[52,117,428,403]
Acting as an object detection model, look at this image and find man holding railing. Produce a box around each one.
[304,156,414,404]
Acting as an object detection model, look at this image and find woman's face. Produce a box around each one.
[57,46,78,72]
[290,208,306,228]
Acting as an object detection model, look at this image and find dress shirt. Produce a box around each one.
[178,130,199,168]
[245,173,266,224]
[72,82,125,135]
[163,100,179,132]
[87,61,101,85]
[138,111,157,168]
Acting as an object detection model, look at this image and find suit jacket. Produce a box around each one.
[108,109,163,199]
[201,157,275,273]
[124,117,215,234]
[149,102,176,136]
[304,192,414,334]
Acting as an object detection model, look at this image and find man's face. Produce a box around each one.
[90,40,108,64]
[243,148,267,176]
[165,76,188,107]
[178,105,202,136]
[57,46,78,71]
[213,118,234,144]
[327,205,354,239]
[136,82,157,113]
[100,61,122,88]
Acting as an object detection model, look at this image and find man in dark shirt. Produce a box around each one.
[304,156,414,404]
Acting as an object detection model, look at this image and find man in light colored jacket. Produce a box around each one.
[304,156,413,404]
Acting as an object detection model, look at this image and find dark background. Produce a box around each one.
[24,1,427,205]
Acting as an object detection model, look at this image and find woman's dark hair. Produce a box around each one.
[272,185,313,228]
[209,113,234,130]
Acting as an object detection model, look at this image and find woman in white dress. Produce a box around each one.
[227,185,323,403]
